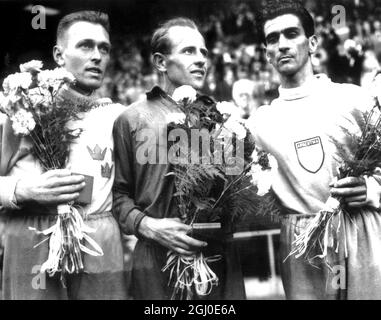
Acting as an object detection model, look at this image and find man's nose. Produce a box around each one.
[278,34,291,51]
[91,47,101,62]
[195,50,207,66]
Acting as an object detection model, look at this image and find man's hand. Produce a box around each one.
[330,176,367,207]
[14,169,85,205]
[138,216,207,255]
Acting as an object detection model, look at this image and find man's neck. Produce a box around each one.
[279,62,314,89]
[159,77,176,96]
[70,83,94,96]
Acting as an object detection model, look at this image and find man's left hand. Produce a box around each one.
[330,176,367,207]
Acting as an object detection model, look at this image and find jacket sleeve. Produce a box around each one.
[112,112,146,236]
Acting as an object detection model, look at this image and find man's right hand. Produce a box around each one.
[14,169,85,205]
[138,216,207,255]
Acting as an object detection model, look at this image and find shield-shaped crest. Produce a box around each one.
[294,136,325,173]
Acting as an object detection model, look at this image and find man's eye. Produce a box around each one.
[201,50,208,58]
[266,35,279,45]
[99,46,110,54]
[81,43,92,50]
[183,48,194,54]
[285,30,299,39]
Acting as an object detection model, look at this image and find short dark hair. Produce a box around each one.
[257,0,315,43]
[56,10,110,43]
[151,17,199,55]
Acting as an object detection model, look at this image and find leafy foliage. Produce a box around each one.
[164,89,257,300]
[331,108,381,178]
[290,106,381,268]
[29,88,96,170]
[167,94,255,228]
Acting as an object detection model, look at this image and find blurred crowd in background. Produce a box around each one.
[98,0,381,121]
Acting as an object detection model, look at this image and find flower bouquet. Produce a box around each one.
[287,105,381,268]
[162,85,257,299]
[0,60,103,284]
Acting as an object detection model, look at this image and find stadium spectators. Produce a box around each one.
[98,1,380,122]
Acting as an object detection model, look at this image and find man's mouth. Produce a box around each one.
[86,67,102,75]
[278,55,293,63]
[190,69,206,78]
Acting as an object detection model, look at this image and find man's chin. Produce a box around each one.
[82,79,103,90]
[190,80,205,91]
[74,81,102,94]
[277,65,298,76]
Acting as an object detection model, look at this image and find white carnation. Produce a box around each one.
[2,72,32,94]
[250,165,272,196]
[223,117,247,139]
[268,154,278,171]
[37,68,75,92]
[28,87,52,106]
[251,148,260,163]
[10,109,35,135]
[51,68,76,82]
[216,101,237,116]
[0,91,22,115]
[250,153,278,196]
[172,85,197,104]
[255,170,273,196]
[19,60,43,73]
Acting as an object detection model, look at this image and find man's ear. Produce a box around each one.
[152,53,167,73]
[308,35,318,55]
[53,45,65,67]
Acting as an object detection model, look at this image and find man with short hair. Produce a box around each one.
[0,10,127,299]
[113,17,246,300]
[252,0,381,299]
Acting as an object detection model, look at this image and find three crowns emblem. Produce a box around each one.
[101,163,113,179]
[87,144,107,161]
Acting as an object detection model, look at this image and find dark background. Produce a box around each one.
[2,0,380,73]
[0,0,254,74]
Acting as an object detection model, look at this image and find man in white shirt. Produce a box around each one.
[253,0,381,299]
[0,11,127,300]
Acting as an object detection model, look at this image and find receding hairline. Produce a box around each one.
[56,10,110,45]
[150,17,200,55]
[56,20,110,46]
[167,25,203,44]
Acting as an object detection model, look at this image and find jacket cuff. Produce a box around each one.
[0,176,21,209]
[365,175,381,209]
[122,208,146,237]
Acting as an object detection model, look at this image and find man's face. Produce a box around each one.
[264,14,311,76]
[57,21,111,92]
[236,92,251,109]
[235,93,257,118]
[164,26,208,91]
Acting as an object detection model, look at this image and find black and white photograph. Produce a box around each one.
[1,0,381,305]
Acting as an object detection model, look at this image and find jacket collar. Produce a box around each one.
[146,86,180,110]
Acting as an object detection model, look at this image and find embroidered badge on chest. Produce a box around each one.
[294,136,325,173]
[101,162,113,179]
[87,144,107,161]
